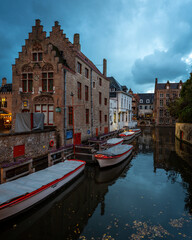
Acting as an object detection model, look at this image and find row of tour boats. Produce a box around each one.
[0,128,140,222]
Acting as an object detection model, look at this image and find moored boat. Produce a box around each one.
[119,131,135,141]
[94,144,133,168]
[0,159,86,222]
[129,128,141,135]
[105,138,124,147]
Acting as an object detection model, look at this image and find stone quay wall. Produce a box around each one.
[175,123,192,145]
[0,129,57,165]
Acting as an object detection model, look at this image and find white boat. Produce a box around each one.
[95,144,133,168]
[129,128,141,135]
[0,159,86,222]
[119,131,135,141]
[105,138,124,147]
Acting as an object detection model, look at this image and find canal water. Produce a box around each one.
[1,127,192,240]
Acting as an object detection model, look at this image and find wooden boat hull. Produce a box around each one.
[96,146,133,168]
[0,160,85,221]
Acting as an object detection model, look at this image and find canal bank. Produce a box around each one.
[0,127,192,240]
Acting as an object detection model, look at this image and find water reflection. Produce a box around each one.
[1,127,192,240]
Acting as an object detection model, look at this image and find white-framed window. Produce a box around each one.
[35,104,54,125]
[140,99,143,103]
[146,99,150,103]
[160,93,164,98]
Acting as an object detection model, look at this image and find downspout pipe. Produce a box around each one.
[63,69,67,146]
[90,68,93,137]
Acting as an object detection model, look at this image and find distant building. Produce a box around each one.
[154,78,183,126]
[138,93,154,121]
[0,78,12,129]
[11,19,109,145]
[108,77,133,131]
[128,89,140,120]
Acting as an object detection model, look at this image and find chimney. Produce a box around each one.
[73,33,81,51]
[155,78,158,85]
[103,58,107,77]
[2,77,7,87]
[35,19,41,26]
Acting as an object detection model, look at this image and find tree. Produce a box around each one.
[169,74,192,123]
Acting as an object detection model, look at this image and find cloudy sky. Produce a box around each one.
[0,0,192,93]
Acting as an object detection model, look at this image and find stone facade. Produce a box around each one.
[0,129,57,163]
[128,89,139,120]
[12,19,109,145]
[154,78,183,126]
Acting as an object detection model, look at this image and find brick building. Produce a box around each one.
[0,78,12,129]
[154,78,183,126]
[12,19,109,145]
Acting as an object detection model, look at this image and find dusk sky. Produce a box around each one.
[0,0,192,93]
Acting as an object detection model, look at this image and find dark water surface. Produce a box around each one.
[1,127,192,240]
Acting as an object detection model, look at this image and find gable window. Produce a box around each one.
[22,73,33,92]
[86,109,89,124]
[77,62,82,74]
[85,68,89,78]
[42,72,53,92]
[32,43,43,62]
[77,82,82,99]
[32,52,42,62]
[68,107,73,125]
[99,92,102,104]
[85,85,89,101]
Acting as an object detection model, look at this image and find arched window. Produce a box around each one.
[32,43,43,62]
[42,64,54,92]
[22,65,33,92]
